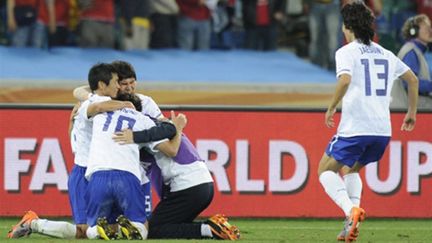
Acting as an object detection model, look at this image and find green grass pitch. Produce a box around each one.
[0,218,430,242]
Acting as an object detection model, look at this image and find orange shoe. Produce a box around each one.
[206,214,240,240]
[7,210,39,238]
[337,218,358,241]
[345,207,365,243]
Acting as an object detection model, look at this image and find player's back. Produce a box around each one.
[335,41,409,136]
[86,108,156,182]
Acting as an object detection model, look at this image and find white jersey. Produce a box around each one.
[335,41,410,137]
[85,106,161,183]
[71,95,110,167]
[136,93,163,119]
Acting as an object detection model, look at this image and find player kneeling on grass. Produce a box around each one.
[114,119,240,240]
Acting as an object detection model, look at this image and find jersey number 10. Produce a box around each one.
[361,58,389,96]
[102,112,136,132]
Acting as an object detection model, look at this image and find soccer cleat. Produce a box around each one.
[337,217,358,241]
[345,207,366,243]
[96,217,118,240]
[117,215,143,240]
[7,210,39,238]
[206,214,240,240]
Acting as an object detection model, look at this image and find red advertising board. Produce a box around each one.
[0,107,431,218]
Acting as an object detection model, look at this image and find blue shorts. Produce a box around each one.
[105,182,152,223]
[325,135,390,167]
[85,170,148,226]
[141,182,152,218]
[68,165,88,224]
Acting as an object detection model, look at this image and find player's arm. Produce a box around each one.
[154,111,187,157]
[325,74,351,128]
[73,85,92,102]
[113,111,186,152]
[113,122,177,144]
[68,101,81,136]
[399,70,419,131]
[86,100,135,118]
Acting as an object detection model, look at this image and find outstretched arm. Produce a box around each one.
[113,111,187,157]
[113,122,177,145]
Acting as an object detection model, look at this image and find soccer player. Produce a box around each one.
[318,2,418,243]
[7,64,179,240]
[72,60,163,230]
[114,127,241,240]
[84,91,187,240]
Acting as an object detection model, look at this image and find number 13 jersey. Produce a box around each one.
[335,40,411,137]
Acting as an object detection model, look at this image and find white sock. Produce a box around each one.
[201,223,213,237]
[131,221,148,240]
[31,219,76,239]
[344,173,362,207]
[86,225,99,239]
[319,171,354,217]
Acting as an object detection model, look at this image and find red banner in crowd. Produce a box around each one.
[0,107,431,218]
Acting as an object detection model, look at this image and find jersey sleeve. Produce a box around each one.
[80,95,112,120]
[393,54,411,78]
[78,100,91,121]
[335,48,354,78]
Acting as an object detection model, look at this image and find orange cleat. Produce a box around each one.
[206,214,240,240]
[337,217,358,241]
[7,210,39,238]
[345,207,366,243]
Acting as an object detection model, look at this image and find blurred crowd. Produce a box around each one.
[0,0,431,69]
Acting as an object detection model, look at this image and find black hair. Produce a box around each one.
[88,63,117,91]
[116,93,142,112]
[111,60,137,81]
[341,2,375,45]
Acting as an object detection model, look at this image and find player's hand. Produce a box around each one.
[401,112,416,131]
[123,101,135,110]
[112,129,134,144]
[170,110,187,131]
[325,108,336,128]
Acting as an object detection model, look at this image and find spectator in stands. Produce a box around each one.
[150,0,179,49]
[176,0,211,50]
[36,0,71,48]
[7,0,39,47]
[305,0,340,70]
[118,0,153,50]
[241,0,284,51]
[47,0,71,47]
[77,0,115,48]
[391,14,432,110]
